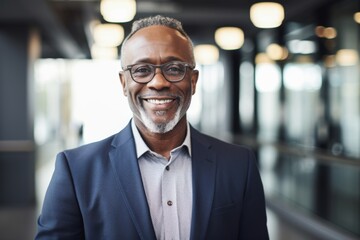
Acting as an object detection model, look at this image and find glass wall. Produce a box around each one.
[248,0,360,236]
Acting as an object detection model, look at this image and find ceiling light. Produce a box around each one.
[315,26,325,38]
[354,12,360,24]
[194,45,219,65]
[100,0,136,23]
[266,43,288,60]
[214,27,244,50]
[336,49,359,66]
[315,26,337,39]
[250,2,285,28]
[323,27,337,39]
[93,24,124,47]
[91,44,119,59]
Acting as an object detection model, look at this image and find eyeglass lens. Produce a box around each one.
[130,62,188,83]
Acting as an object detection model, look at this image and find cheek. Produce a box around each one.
[126,91,141,114]
[179,83,194,104]
[126,84,142,104]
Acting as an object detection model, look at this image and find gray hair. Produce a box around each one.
[120,15,195,67]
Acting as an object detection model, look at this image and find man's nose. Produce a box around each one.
[147,68,171,89]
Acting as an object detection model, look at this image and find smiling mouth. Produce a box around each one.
[145,99,175,105]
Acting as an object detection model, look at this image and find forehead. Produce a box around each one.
[122,25,192,64]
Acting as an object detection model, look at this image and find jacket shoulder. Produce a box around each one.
[64,134,115,160]
[191,126,254,155]
[63,122,133,161]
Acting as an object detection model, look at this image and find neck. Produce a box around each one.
[135,117,188,159]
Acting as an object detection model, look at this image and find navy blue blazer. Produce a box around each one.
[36,123,269,240]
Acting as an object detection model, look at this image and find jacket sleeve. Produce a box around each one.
[35,152,85,240]
[238,150,269,240]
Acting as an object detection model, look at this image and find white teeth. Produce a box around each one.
[147,99,173,104]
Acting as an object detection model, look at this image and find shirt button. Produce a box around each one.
[167,200,173,206]
[165,166,170,171]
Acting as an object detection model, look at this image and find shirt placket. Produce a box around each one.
[161,160,180,240]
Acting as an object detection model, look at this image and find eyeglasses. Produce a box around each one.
[123,61,195,84]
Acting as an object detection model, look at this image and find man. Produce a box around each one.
[36,15,269,240]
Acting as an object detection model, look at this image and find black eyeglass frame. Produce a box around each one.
[122,61,195,84]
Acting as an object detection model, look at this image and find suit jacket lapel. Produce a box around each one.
[109,123,156,240]
[190,127,217,240]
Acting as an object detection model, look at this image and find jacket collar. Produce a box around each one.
[109,121,157,240]
[189,126,217,240]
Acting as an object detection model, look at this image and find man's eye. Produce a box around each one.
[165,64,185,74]
[132,66,152,75]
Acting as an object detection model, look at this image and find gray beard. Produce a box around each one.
[139,108,181,133]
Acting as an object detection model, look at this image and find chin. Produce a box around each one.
[140,109,181,134]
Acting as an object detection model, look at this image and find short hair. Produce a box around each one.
[120,15,195,67]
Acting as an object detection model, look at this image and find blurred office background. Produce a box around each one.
[0,0,359,239]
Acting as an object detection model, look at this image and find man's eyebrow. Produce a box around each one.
[129,56,187,65]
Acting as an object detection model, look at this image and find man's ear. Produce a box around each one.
[191,70,199,95]
[119,72,128,97]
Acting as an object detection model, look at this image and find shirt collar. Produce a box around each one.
[131,118,192,158]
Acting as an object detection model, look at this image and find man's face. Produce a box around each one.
[120,25,198,133]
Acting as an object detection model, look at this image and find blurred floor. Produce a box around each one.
[267,208,322,240]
